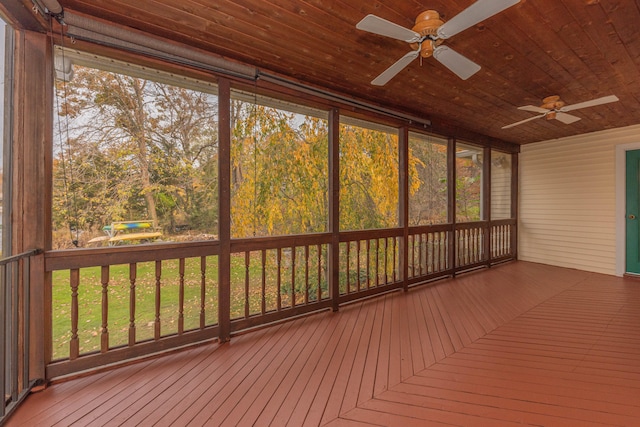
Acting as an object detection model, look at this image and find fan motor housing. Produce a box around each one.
[410,10,444,58]
[541,95,565,120]
[541,95,565,110]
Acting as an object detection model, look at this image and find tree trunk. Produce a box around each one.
[133,80,159,227]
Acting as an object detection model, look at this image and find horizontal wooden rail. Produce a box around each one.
[45,240,220,271]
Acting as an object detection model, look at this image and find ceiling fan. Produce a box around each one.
[356,0,520,86]
[502,95,620,129]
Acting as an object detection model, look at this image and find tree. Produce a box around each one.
[230,100,328,237]
[54,65,219,245]
[408,139,448,225]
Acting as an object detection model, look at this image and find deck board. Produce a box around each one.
[8,261,640,426]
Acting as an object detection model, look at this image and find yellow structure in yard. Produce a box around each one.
[88,220,162,245]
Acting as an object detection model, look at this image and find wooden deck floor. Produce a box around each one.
[8,261,640,426]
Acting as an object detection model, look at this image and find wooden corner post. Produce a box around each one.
[218,78,231,342]
[11,29,53,384]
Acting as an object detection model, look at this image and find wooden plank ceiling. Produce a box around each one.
[23,0,640,144]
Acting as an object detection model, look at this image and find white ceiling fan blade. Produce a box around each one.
[554,112,581,124]
[518,105,549,113]
[437,0,520,39]
[559,95,619,112]
[432,45,481,80]
[502,113,546,129]
[356,15,421,43]
[371,50,419,86]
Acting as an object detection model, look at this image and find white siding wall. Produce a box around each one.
[519,124,640,275]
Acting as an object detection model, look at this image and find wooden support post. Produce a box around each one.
[218,78,231,343]
[399,127,409,291]
[328,109,340,312]
[483,146,491,265]
[511,152,519,259]
[448,138,456,274]
[10,29,52,384]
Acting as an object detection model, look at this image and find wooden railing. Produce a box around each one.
[490,219,516,262]
[46,241,221,378]
[407,224,451,285]
[0,249,41,423]
[338,229,403,304]
[228,234,333,333]
[45,221,516,378]
[455,221,488,269]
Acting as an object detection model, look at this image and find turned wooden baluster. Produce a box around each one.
[384,237,389,284]
[426,233,430,273]
[129,263,136,347]
[70,269,80,360]
[375,239,380,287]
[418,234,423,276]
[433,233,437,271]
[392,237,397,282]
[179,258,185,334]
[356,240,361,292]
[261,250,267,315]
[290,246,296,307]
[244,251,250,319]
[100,266,109,353]
[456,230,462,267]
[436,231,447,271]
[427,233,432,274]
[317,244,322,300]
[155,260,161,340]
[304,245,310,304]
[277,248,282,311]
[472,228,477,263]
[200,256,206,329]
[345,242,351,294]
[365,240,371,289]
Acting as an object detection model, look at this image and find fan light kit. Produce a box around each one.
[356,0,520,85]
[502,95,620,129]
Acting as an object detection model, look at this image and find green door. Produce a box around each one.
[626,150,640,274]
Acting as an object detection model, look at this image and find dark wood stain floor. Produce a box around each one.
[8,261,640,426]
